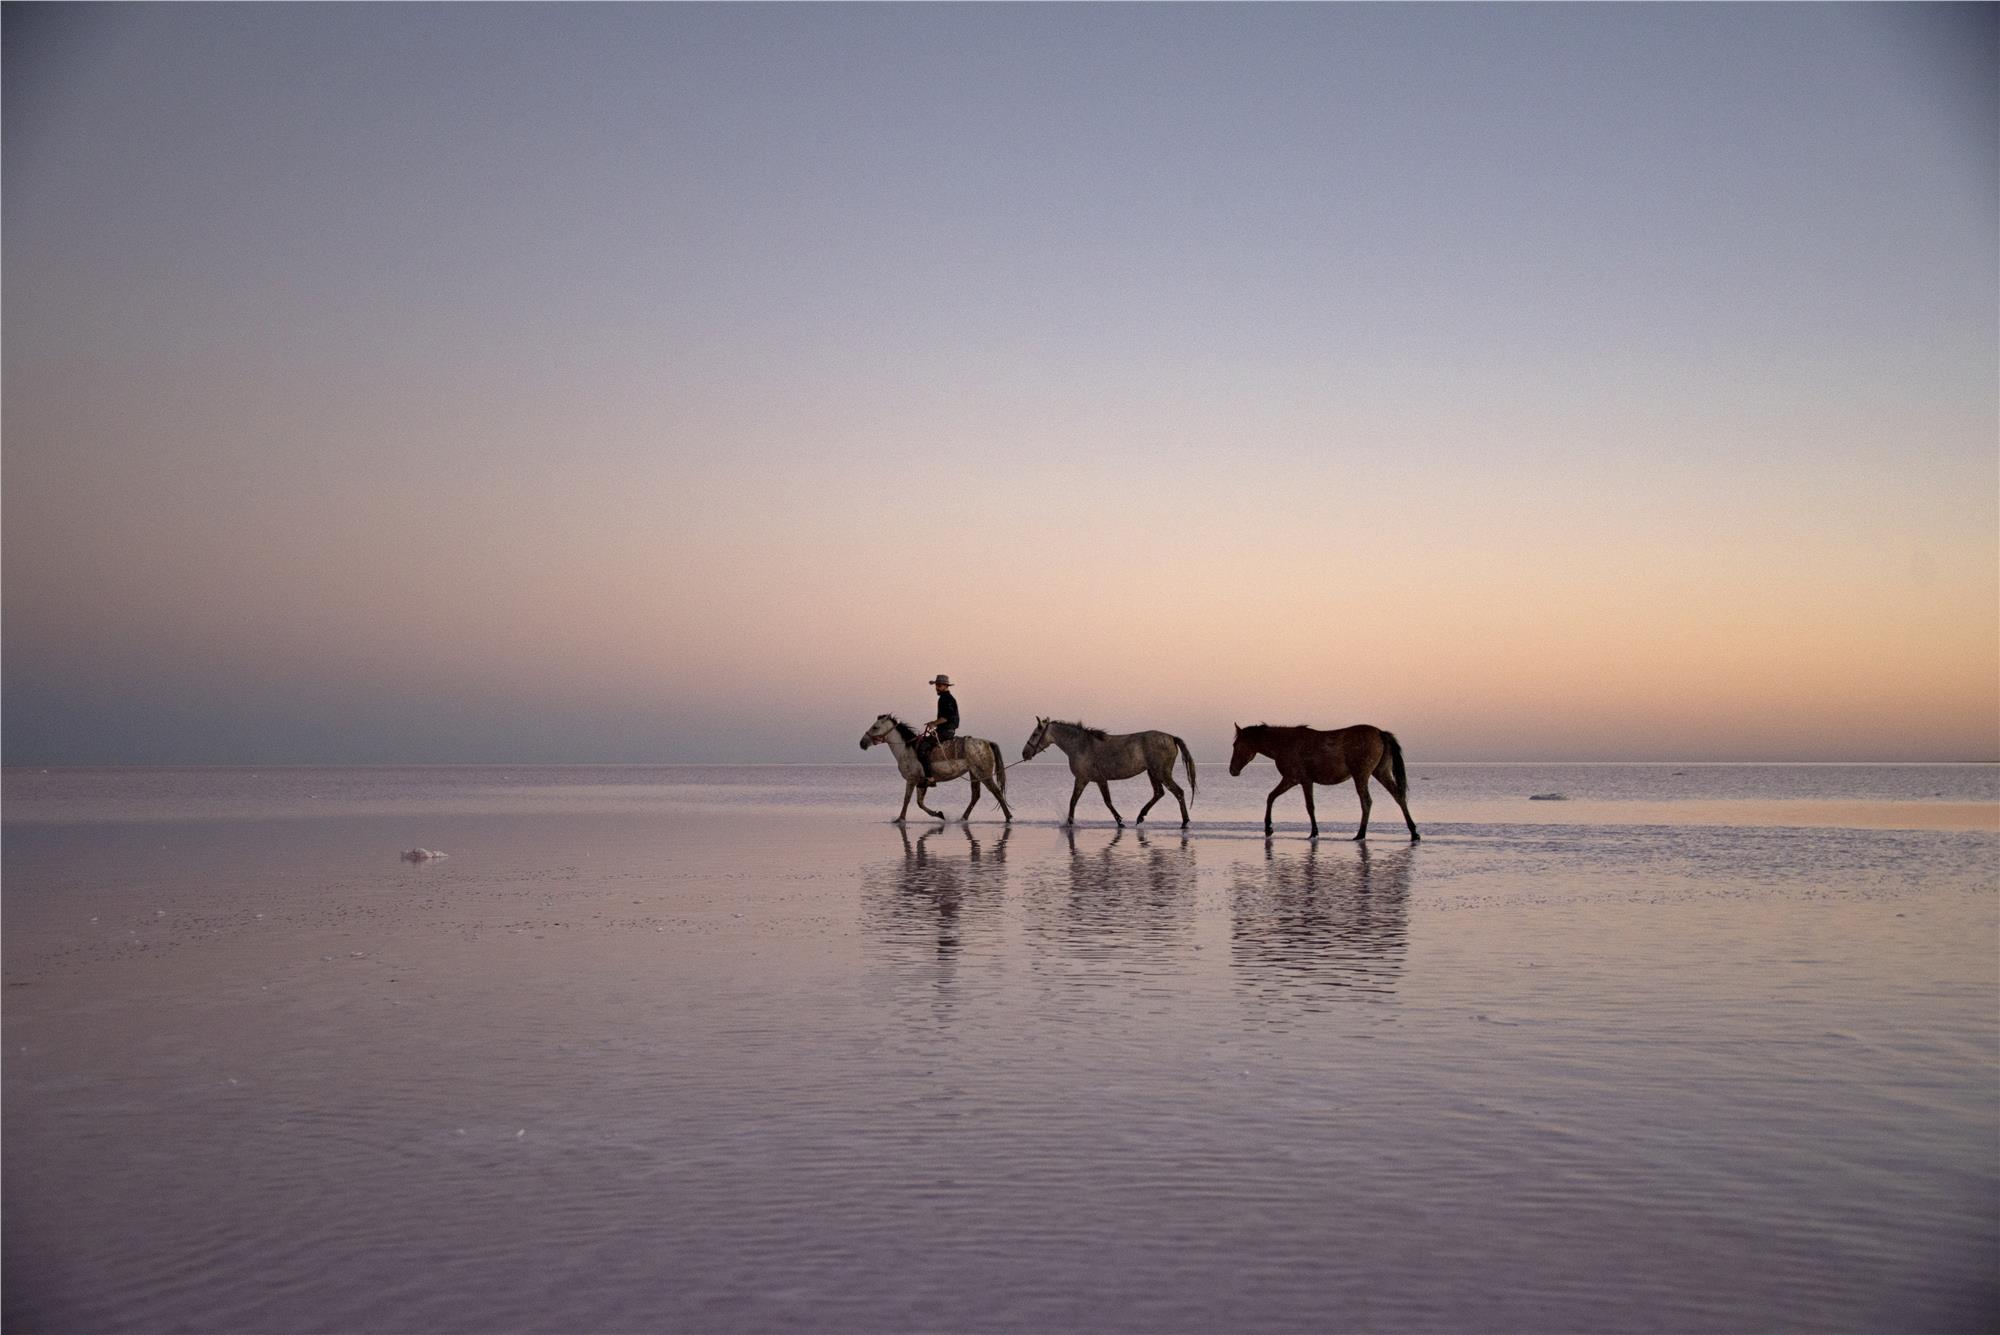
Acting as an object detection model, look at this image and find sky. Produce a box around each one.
[4,3,1996,764]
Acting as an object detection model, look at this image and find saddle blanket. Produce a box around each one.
[930,737,966,763]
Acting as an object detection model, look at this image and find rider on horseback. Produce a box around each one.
[917,674,958,781]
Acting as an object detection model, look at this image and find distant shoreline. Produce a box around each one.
[6,760,2000,771]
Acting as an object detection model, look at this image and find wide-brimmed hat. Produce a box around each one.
[928,674,953,687]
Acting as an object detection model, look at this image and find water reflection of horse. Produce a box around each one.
[1230,841,1411,1004]
[860,824,1012,972]
[1024,826,1198,963]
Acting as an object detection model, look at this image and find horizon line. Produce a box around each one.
[5,759,1998,770]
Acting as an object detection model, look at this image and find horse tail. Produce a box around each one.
[1174,735,1197,796]
[990,744,1008,793]
[1382,729,1408,794]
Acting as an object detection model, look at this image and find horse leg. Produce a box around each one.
[1264,778,1297,835]
[916,780,945,821]
[1096,780,1124,826]
[1135,775,1165,824]
[1302,782,1319,839]
[896,781,915,822]
[1374,759,1421,840]
[1160,773,1190,828]
[970,756,1010,822]
[1066,777,1088,827]
[1352,773,1373,840]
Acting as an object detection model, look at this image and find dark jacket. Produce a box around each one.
[934,691,959,739]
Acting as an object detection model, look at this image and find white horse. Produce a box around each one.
[859,714,1013,823]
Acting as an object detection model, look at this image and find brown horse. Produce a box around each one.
[1227,723,1420,841]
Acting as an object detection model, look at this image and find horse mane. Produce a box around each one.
[883,714,920,744]
[1244,723,1310,734]
[1055,720,1110,741]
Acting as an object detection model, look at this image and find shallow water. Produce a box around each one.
[5,767,1996,1333]
[5,760,1996,824]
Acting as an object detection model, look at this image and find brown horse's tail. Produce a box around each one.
[1174,735,1197,796]
[1382,729,1409,794]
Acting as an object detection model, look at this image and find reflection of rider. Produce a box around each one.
[916,674,959,781]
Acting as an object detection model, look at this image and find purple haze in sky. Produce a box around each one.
[5,4,1995,763]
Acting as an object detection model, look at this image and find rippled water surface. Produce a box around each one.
[5,767,1996,1333]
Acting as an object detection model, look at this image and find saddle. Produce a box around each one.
[927,736,966,763]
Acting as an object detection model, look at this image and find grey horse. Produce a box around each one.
[860,714,1012,823]
[1021,717,1197,828]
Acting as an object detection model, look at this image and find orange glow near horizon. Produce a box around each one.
[8,404,1993,761]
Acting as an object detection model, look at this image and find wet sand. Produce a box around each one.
[5,771,1996,1333]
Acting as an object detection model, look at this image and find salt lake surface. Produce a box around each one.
[5,764,1996,1333]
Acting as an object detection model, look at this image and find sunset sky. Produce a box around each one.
[5,4,1995,764]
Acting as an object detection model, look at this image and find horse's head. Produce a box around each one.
[1228,723,1258,777]
[860,714,898,750]
[1022,716,1051,762]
